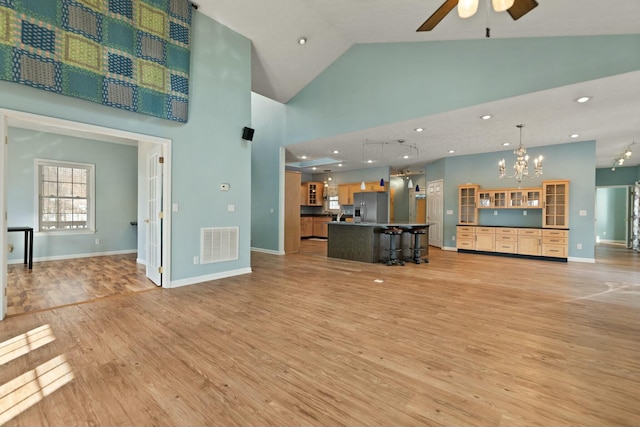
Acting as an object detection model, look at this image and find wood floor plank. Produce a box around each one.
[0,243,638,425]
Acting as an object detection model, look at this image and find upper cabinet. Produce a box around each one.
[458,184,479,224]
[543,180,569,228]
[301,182,324,206]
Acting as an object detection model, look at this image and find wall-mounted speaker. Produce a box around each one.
[242,127,255,141]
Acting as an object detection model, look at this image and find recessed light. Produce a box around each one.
[448,150,455,154]
[311,167,317,170]
[415,127,424,132]
[338,163,343,167]
[502,142,510,146]
[300,155,307,159]
[570,133,579,138]
[298,37,307,45]
[575,96,591,103]
[367,159,373,163]
[480,115,492,120]
[403,155,409,159]
[332,150,339,154]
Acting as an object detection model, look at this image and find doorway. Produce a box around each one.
[426,179,443,248]
[595,185,632,247]
[0,109,172,320]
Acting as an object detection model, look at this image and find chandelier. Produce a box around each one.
[498,124,543,183]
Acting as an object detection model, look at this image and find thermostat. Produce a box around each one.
[220,183,230,191]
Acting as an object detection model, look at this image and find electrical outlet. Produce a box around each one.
[452,235,456,241]
[193,256,199,264]
[523,210,527,216]
[493,210,498,215]
[95,238,100,245]
[577,243,582,250]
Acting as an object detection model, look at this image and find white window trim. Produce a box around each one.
[35,158,96,234]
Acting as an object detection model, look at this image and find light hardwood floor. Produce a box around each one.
[0,243,639,426]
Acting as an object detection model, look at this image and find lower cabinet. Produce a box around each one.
[517,229,542,256]
[457,226,566,259]
[542,229,568,257]
[300,217,313,238]
[475,227,495,252]
[312,217,329,238]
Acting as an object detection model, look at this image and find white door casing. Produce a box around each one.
[146,145,163,286]
[427,179,444,248]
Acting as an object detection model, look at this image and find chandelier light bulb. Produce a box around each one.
[492,0,515,12]
[458,0,478,18]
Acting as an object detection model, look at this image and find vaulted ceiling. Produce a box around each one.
[196,1,640,170]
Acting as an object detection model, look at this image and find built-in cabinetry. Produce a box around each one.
[458,184,479,224]
[300,216,330,238]
[456,180,570,260]
[300,182,324,206]
[338,181,388,205]
[543,180,569,228]
[300,216,313,237]
[457,226,568,259]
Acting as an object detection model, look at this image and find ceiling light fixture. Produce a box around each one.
[575,96,591,103]
[332,150,339,154]
[300,155,307,159]
[298,37,307,45]
[498,124,543,183]
[570,134,580,138]
[415,127,424,132]
[612,142,635,170]
[502,142,510,146]
[481,114,492,120]
[458,0,514,18]
[448,150,455,154]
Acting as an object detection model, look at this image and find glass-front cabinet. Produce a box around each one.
[458,184,479,224]
[543,180,569,228]
[478,190,508,208]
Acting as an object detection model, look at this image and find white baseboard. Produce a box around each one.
[251,247,285,255]
[598,239,625,245]
[568,256,596,263]
[442,246,458,251]
[7,249,137,264]
[136,258,146,265]
[169,267,252,288]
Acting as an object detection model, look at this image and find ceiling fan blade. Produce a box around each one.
[507,0,538,20]
[417,0,459,32]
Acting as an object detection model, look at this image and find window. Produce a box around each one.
[36,159,95,233]
[329,195,340,210]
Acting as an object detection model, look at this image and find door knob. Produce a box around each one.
[144,219,150,223]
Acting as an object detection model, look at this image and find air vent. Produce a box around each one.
[200,227,239,264]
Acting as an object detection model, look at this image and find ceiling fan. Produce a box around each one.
[417,0,538,33]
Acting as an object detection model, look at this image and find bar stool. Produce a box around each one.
[406,226,428,264]
[383,227,404,266]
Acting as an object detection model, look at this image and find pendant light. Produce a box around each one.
[379,142,385,188]
[415,184,420,192]
[360,140,366,190]
[408,176,413,188]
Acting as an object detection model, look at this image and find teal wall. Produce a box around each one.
[596,187,628,243]
[390,177,410,222]
[596,166,640,186]
[286,35,640,145]
[7,128,137,260]
[440,141,596,259]
[1,12,252,281]
[250,93,286,251]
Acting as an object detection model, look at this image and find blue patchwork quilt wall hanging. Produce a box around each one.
[0,0,191,122]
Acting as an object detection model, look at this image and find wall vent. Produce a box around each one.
[200,227,239,264]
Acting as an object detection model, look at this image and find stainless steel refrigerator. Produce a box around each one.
[353,192,389,223]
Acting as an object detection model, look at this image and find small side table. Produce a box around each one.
[8,226,34,269]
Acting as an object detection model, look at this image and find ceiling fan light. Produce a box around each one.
[457,0,478,18]
[492,0,515,12]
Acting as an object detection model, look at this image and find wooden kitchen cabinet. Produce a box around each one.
[456,225,475,250]
[517,228,541,256]
[475,227,495,252]
[300,217,313,237]
[478,190,508,209]
[543,180,569,228]
[312,216,329,238]
[542,229,568,257]
[301,182,324,206]
[458,184,479,224]
[495,228,518,254]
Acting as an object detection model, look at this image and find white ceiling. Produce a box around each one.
[196,0,640,171]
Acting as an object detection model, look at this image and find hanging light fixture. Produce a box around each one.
[361,140,366,190]
[379,142,385,187]
[458,0,514,18]
[408,176,413,188]
[498,124,543,183]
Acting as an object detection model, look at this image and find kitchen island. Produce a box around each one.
[327,222,430,263]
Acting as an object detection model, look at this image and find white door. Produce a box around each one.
[0,120,7,319]
[146,145,163,286]
[427,179,444,248]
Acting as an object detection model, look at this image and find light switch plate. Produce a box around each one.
[579,210,587,216]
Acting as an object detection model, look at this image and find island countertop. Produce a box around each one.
[327,222,430,263]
